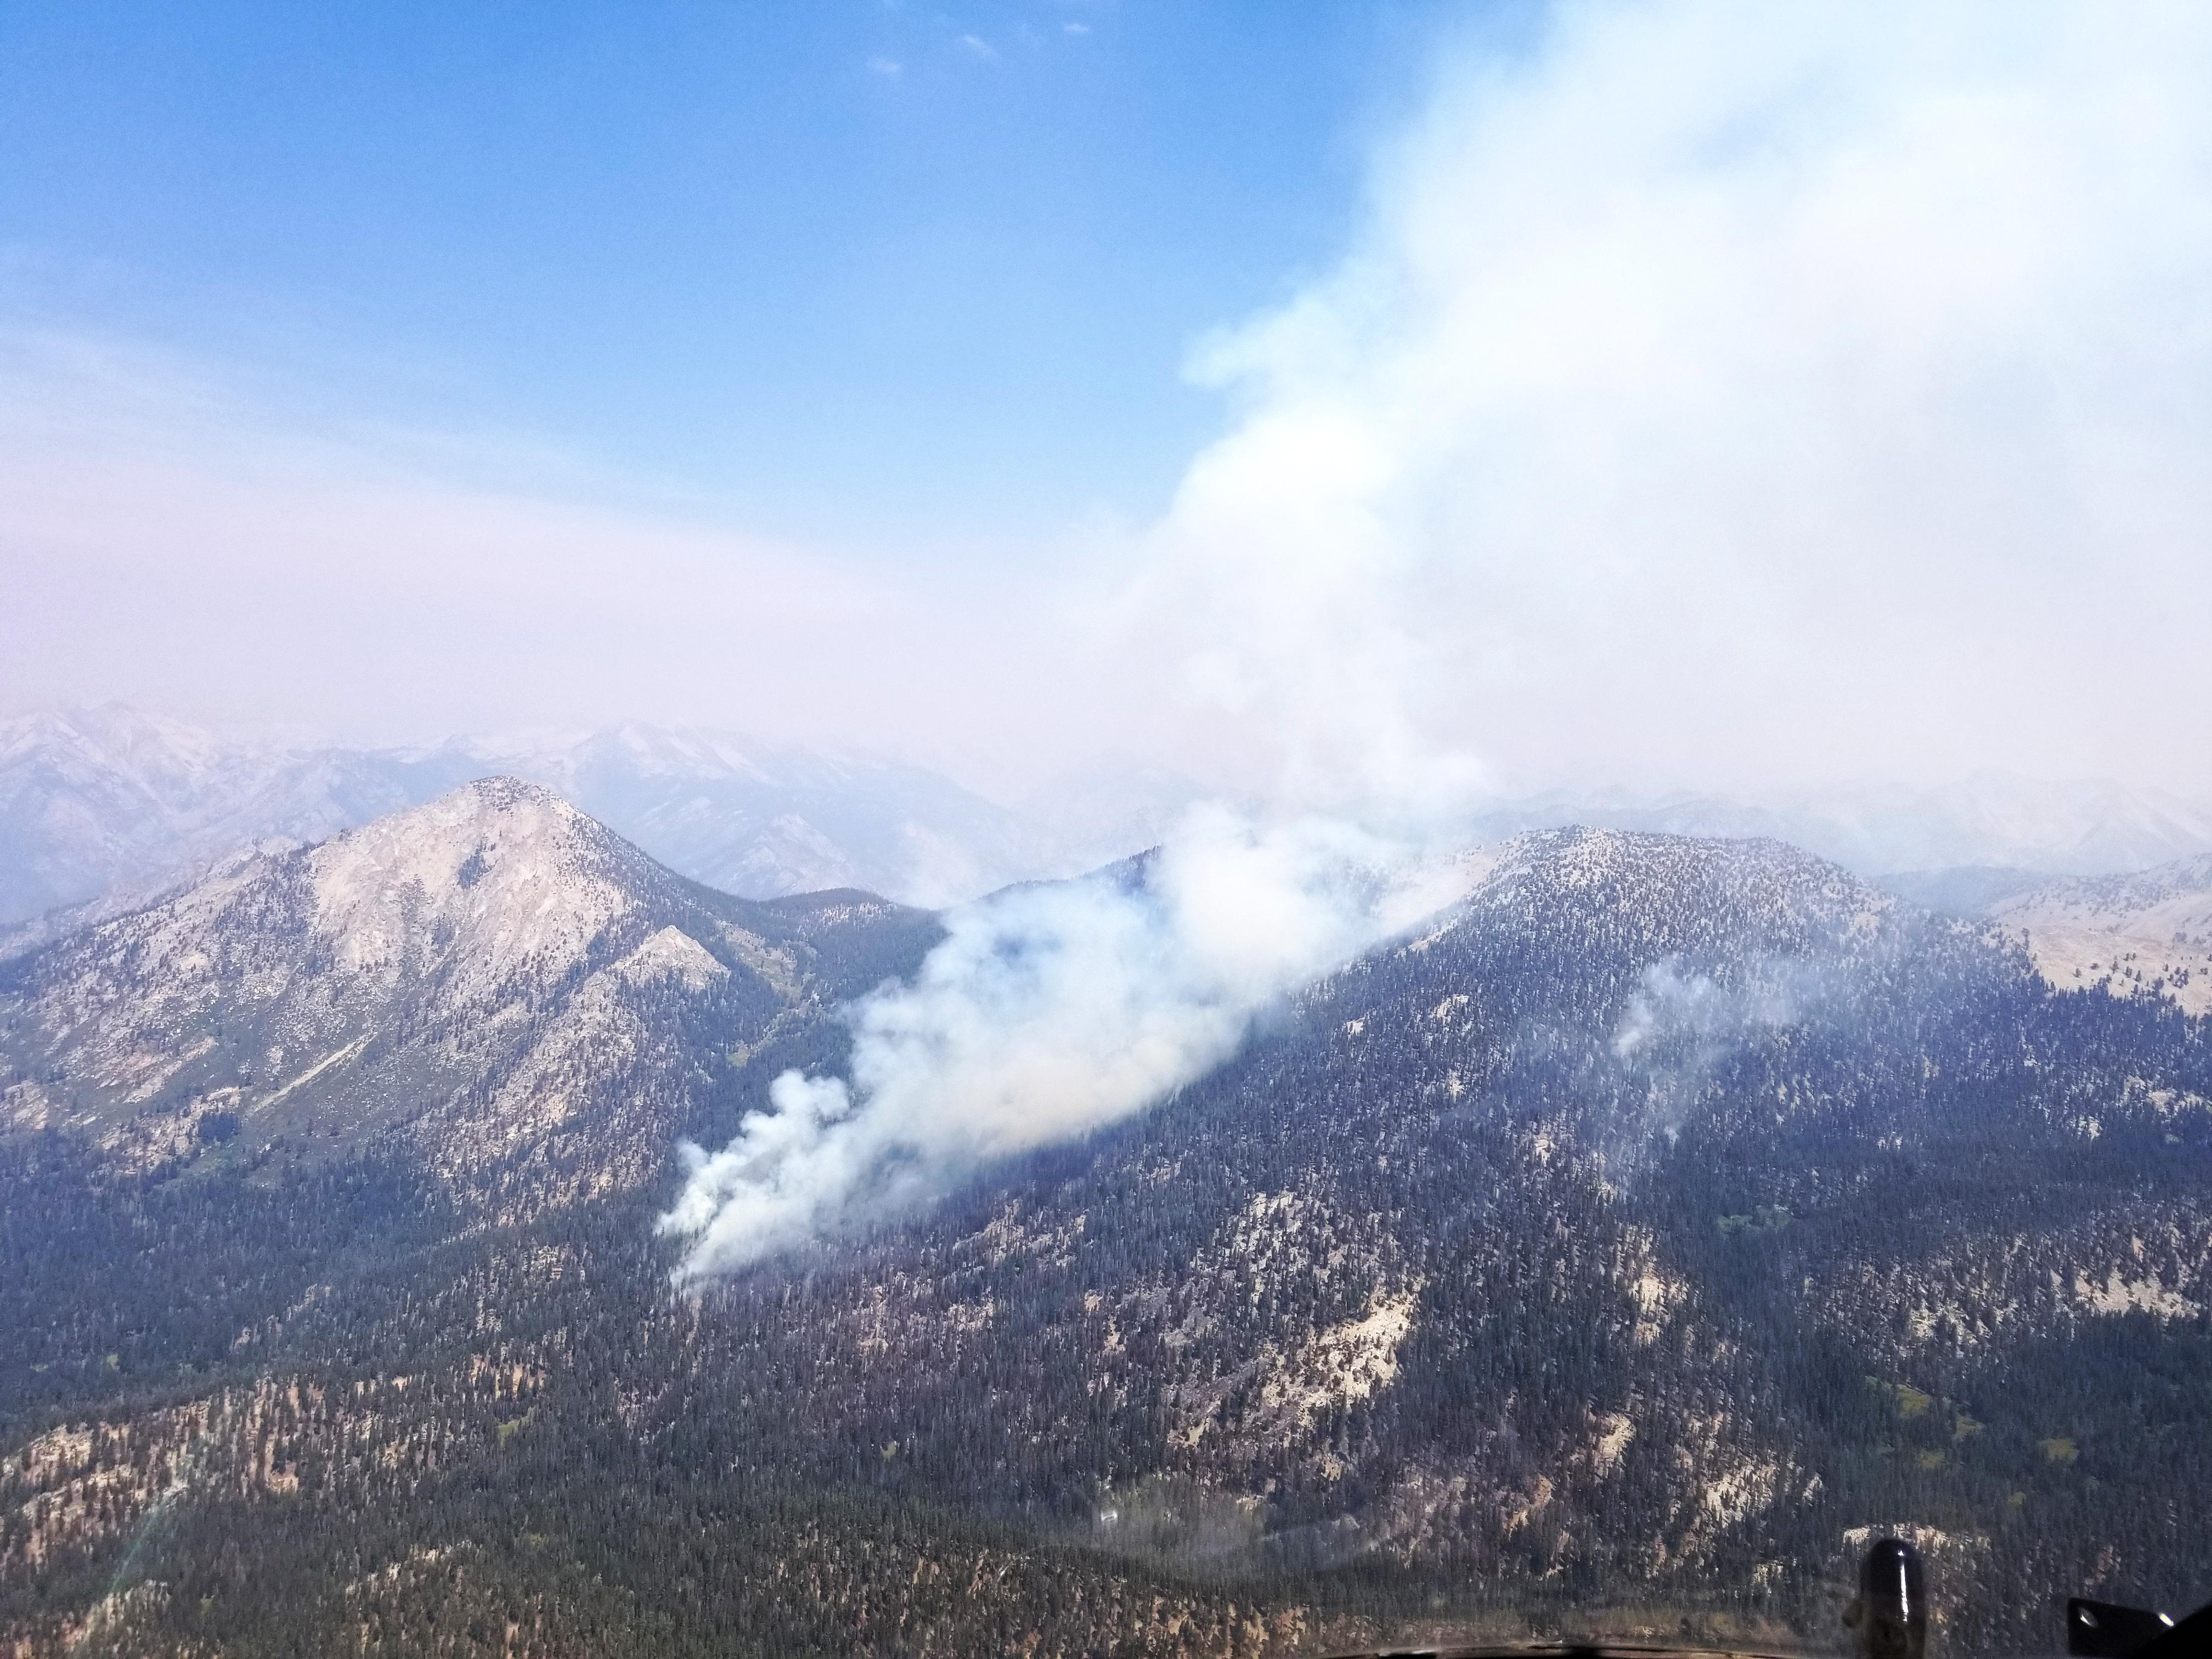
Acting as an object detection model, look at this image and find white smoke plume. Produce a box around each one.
[662,0,2212,1274]
[1611,959,1812,1070]
[1116,0,2212,800]
[1607,955,1846,1151]
[662,809,1464,1279]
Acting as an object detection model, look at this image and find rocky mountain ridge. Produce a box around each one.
[0,777,938,1217]
[1,802,2207,1658]
[0,706,1040,927]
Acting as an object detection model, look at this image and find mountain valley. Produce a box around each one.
[1987,856,2212,1017]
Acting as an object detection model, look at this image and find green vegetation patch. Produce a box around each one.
[1867,1378,1936,1419]
[1716,1205,1793,1236]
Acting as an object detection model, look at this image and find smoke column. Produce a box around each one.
[661,809,1480,1279]
[661,0,2212,1274]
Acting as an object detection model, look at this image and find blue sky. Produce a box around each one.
[4,2,2209,801]
[0,1,1473,546]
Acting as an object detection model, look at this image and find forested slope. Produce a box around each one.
[3,805,2206,1656]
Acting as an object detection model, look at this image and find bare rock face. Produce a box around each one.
[2,813,2207,1658]
[0,777,927,1214]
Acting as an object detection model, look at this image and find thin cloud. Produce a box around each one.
[0,330,1075,766]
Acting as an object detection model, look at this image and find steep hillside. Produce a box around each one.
[1990,854,2212,1015]
[0,777,938,1211]
[2,822,2207,1658]
[650,828,2208,1652]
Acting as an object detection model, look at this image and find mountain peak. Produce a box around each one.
[1474,825,1898,948]
[0,781,864,1204]
[317,772,604,868]
[302,776,662,991]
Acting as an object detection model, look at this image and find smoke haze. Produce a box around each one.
[1115,0,2212,802]
[15,1,2212,1269]
[10,3,2212,801]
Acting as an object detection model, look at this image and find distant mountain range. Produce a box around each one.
[3,782,2207,1655]
[4,705,2210,945]
[0,706,1057,930]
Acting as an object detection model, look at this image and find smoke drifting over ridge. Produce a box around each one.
[660,0,2212,1274]
[1605,956,1836,1153]
[661,811,1469,1278]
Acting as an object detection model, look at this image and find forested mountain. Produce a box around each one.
[2,798,2207,1657]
